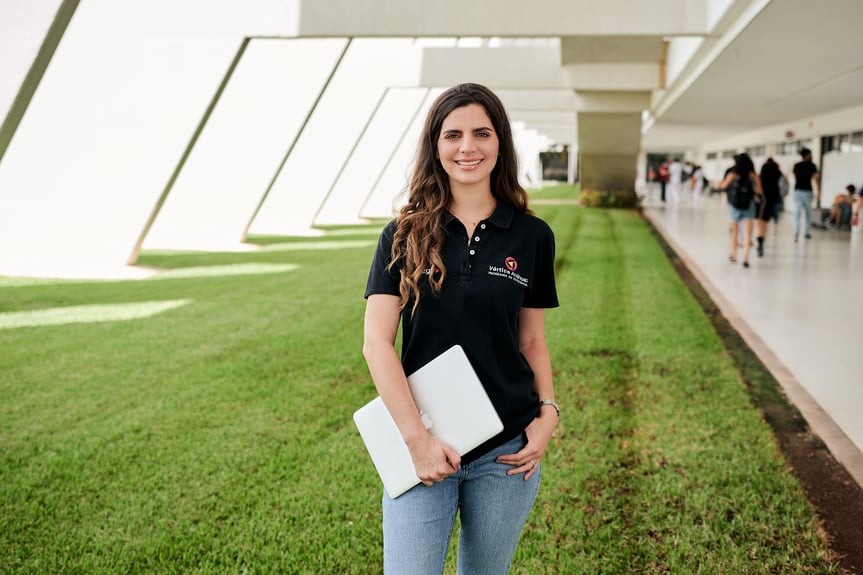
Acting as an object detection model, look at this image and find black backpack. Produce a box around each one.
[730,176,754,209]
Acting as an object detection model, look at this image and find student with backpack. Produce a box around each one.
[719,153,763,268]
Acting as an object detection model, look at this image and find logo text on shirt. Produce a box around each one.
[488,257,528,287]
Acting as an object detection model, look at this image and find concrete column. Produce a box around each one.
[576,92,650,192]
[578,112,641,191]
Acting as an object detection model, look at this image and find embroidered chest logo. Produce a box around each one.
[488,256,528,287]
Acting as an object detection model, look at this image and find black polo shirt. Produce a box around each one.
[364,202,559,462]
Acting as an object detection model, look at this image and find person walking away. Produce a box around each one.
[668,158,683,204]
[756,157,783,255]
[792,148,820,241]
[690,164,705,207]
[720,153,762,268]
[362,83,560,575]
[657,160,670,203]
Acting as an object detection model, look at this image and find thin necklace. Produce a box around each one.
[454,202,496,226]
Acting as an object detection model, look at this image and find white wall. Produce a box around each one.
[822,151,863,204]
[0,0,298,278]
[701,102,863,154]
[698,102,863,207]
[0,3,241,277]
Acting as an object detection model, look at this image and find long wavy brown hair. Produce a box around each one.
[388,83,531,315]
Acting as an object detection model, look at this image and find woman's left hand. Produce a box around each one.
[495,412,557,480]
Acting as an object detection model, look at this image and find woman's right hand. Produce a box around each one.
[406,432,461,486]
[365,295,460,485]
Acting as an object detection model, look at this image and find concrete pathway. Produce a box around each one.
[642,190,863,487]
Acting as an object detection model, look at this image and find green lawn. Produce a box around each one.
[528,183,580,200]
[0,207,839,574]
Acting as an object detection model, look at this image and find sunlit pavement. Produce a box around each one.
[643,188,863,486]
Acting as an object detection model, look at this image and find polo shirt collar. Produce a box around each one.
[443,201,514,229]
[487,202,514,229]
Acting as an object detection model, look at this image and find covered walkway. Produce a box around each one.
[643,192,863,487]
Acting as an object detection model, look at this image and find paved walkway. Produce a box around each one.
[642,189,863,488]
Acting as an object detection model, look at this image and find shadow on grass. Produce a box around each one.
[644,215,863,575]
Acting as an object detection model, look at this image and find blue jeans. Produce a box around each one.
[772,201,782,224]
[382,434,541,575]
[728,202,756,222]
[793,190,813,236]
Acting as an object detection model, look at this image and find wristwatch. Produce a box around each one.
[539,399,560,417]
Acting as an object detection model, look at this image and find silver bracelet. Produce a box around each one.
[539,399,559,417]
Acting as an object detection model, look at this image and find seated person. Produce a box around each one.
[846,184,857,205]
[825,186,854,228]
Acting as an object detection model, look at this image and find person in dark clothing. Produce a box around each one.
[792,148,820,241]
[658,160,670,203]
[756,157,783,256]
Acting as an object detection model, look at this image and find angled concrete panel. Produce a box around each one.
[315,87,428,226]
[142,38,348,251]
[361,88,442,220]
[0,2,244,277]
[248,38,421,236]
[0,0,301,278]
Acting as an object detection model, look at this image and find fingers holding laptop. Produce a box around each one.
[408,434,461,485]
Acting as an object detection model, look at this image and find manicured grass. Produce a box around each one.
[0,208,839,574]
[527,183,580,200]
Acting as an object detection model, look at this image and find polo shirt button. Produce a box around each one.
[480,224,486,229]
[474,236,480,242]
[469,249,475,255]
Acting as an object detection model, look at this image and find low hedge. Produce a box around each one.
[579,189,640,208]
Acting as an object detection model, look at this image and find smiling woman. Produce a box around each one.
[361,83,559,574]
[437,103,499,198]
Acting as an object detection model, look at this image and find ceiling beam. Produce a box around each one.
[295,0,710,37]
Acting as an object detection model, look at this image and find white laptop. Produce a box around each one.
[353,345,504,498]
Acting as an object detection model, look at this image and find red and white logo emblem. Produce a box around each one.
[504,257,518,271]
